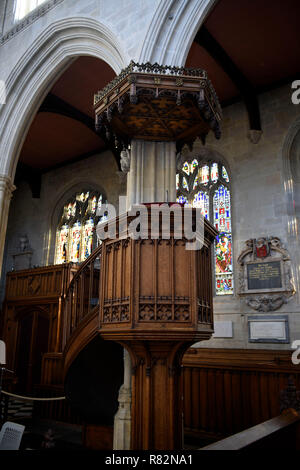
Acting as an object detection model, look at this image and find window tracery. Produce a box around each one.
[55,191,105,264]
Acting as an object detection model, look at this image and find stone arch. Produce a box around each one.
[138,0,216,66]
[282,114,300,184]
[282,114,300,220]
[282,114,300,301]
[0,16,128,180]
[0,17,128,273]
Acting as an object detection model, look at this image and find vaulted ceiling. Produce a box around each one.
[186,0,300,130]
[16,0,300,195]
[19,56,115,171]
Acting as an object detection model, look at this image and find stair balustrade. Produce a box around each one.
[62,245,102,349]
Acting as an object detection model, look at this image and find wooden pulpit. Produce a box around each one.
[98,204,218,449]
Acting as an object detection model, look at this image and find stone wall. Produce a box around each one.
[194,83,300,350]
[0,0,161,77]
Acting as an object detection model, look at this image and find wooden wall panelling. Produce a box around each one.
[1,263,78,391]
[182,348,300,442]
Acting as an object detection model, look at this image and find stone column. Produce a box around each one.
[126,140,177,208]
[113,348,132,450]
[113,139,177,449]
[0,174,16,280]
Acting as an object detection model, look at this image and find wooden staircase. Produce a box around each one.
[62,245,102,375]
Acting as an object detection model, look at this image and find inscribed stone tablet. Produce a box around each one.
[247,261,282,290]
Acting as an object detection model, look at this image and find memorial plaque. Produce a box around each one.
[212,321,233,338]
[247,261,282,290]
[248,315,289,343]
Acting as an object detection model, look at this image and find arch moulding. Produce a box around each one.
[0,16,128,180]
[282,114,300,184]
[139,0,217,66]
[281,114,300,304]
[0,16,128,276]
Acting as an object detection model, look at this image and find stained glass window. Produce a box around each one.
[82,218,94,260]
[66,202,76,220]
[182,177,189,191]
[176,157,233,295]
[211,163,219,183]
[213,186,231,233]
[191,159,198,173]
[177,195,188,206]
[182,160,199,176]
[213,186,233,295]
[199,165,210,185]
[222,166,230,183]
[193,191,209,220]
[182,162,190,175]
[55,190,104,265]
[70,222,82,263]
[55,225,69,265]
[77,192,89,203]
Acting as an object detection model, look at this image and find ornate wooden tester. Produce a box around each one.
[94,61,221,148]
[93,62,221,450]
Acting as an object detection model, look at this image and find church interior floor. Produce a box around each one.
[16,418,84,450]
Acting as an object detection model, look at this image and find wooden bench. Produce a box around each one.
[201,410,300,450]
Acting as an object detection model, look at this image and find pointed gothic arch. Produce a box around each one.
[282,114,300,303]
[0,17,128,274]
[139,0,216,66]
[0,17,128,180]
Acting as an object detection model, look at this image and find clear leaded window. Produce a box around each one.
[177,158,233,295]
[55,191,105,264]
[14,0,46,21]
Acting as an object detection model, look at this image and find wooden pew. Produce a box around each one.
[201,409,300,450]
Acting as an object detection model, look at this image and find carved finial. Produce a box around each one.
[120,148,131,174]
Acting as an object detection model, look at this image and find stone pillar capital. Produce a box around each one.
[0,174,16,280]
[0,174,16,198]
